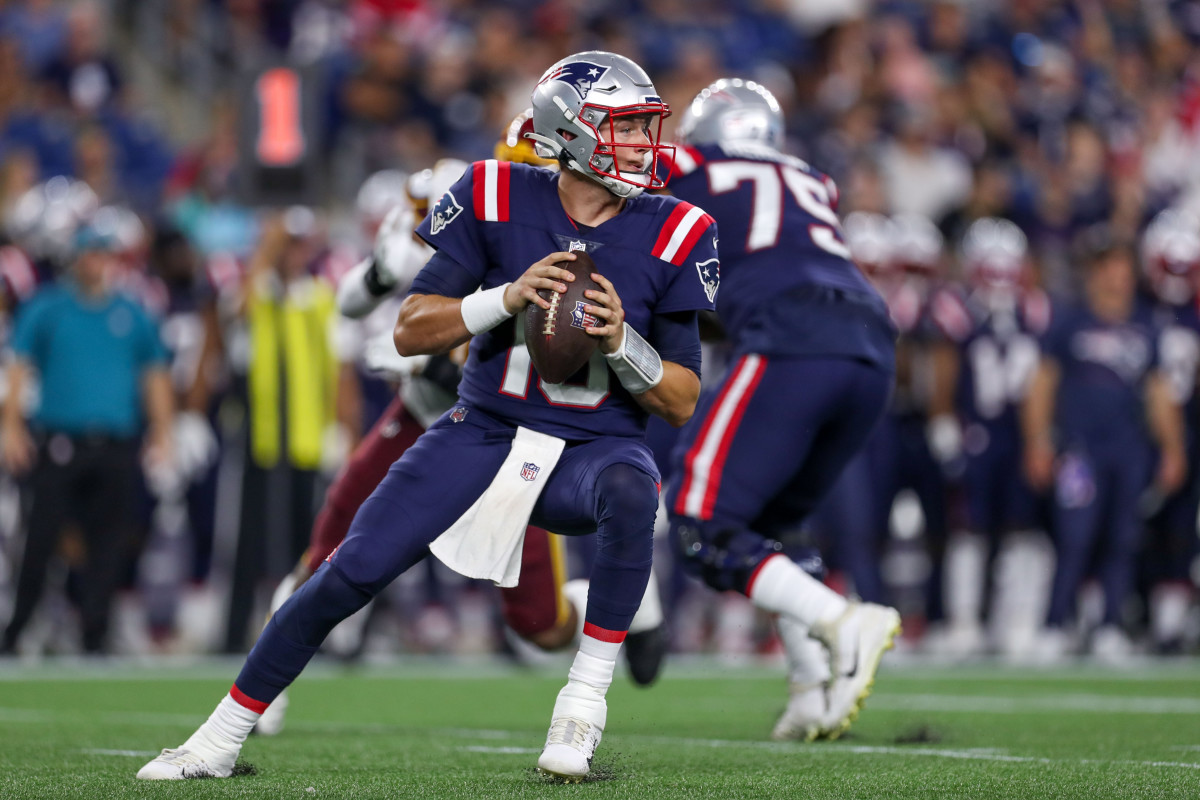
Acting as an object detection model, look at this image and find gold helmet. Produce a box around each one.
[495,108,558,169]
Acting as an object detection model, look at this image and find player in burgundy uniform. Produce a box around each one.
[1138,209,1200,652]
[139,51,713,782]
[925,219,1052,658]
[661,79,900,742]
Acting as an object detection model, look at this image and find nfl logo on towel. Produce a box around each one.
[520,462,540,481]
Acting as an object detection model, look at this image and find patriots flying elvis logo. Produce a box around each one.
[695,257,720,303]
[541,61,610,100]
[429,191,463,235]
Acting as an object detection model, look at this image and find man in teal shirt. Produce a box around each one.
[1,222,174,655]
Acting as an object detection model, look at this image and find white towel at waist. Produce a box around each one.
[429,426,565,587]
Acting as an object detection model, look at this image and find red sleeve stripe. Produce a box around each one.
[652,204,713,265]
[582,622,627,643]
[473,160,510,222]
[230,684,269,714]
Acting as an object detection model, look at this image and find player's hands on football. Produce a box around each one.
[502,252,577,314]
[581,272,626,355]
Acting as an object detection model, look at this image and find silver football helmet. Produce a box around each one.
[961,217,1028,289]
[676,78,784,151]
[1141,207,1200,306]
[528,50,672,198]
[843,212,896,277]
[891,213,944,274]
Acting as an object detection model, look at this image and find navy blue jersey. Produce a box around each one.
[414,160,718,441]
[1145,294,1200,411]
[1042,298,1161,448]
[664,143,892,367]
[932,285,1050,426]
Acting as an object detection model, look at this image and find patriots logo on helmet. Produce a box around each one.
[429,191,463,235]
[695,257,720,303]
[541,61,610,100]
[570,300,599,330]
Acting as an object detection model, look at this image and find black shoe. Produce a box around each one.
[624,625,666,687]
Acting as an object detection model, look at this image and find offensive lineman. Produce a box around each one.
[661,79,902,741]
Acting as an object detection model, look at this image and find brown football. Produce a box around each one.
[524,251,602,384]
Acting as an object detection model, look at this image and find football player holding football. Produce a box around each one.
[661,79,901,741]
[139,51,715,783]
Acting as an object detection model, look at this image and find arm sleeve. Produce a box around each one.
[414,163,488,283]
[655,215,720,314]
[651,310,701,378]
[407,250,482,299]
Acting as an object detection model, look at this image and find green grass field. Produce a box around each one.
[1,656,1198,799]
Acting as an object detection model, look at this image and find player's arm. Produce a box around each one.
[394,251,578,357]
[1020,356,1059,490]
[584,273,700,427]
[1145,369,1186,494]
[338,206,432,319]
[927,339,962,465]
[1,357,34,474]
[142,365,176,469]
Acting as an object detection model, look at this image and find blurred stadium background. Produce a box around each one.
[0,0,1198,671]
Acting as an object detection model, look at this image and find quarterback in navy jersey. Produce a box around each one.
[660,79,900,743]
[139,52,714,784]
[1137,209,1200,651]
[1023,237,1185,658]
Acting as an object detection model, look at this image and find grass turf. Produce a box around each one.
[0,657,1198,799]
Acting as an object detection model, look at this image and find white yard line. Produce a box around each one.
[6,706,1197,773]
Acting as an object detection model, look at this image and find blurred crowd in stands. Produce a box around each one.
[0,0,1199,662]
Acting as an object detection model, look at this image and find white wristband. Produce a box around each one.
[460,283,514,335]
[605,322,663,394]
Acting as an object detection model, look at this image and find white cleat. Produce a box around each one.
[253,689,288,736]
[537,716,603,782]
[771,683,827,742]
[811,602,901,740]
[136,747,235,780]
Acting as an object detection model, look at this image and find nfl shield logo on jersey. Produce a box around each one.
[450,406,469,423]
[520,462,540,481]
[429,191,463,235]
[695,258,720,303]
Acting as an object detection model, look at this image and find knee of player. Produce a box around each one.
[594,464,659,524]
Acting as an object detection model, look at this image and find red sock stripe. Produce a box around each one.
[229,684,269,714]
[582,622,627,644]
[744,552,784,598]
